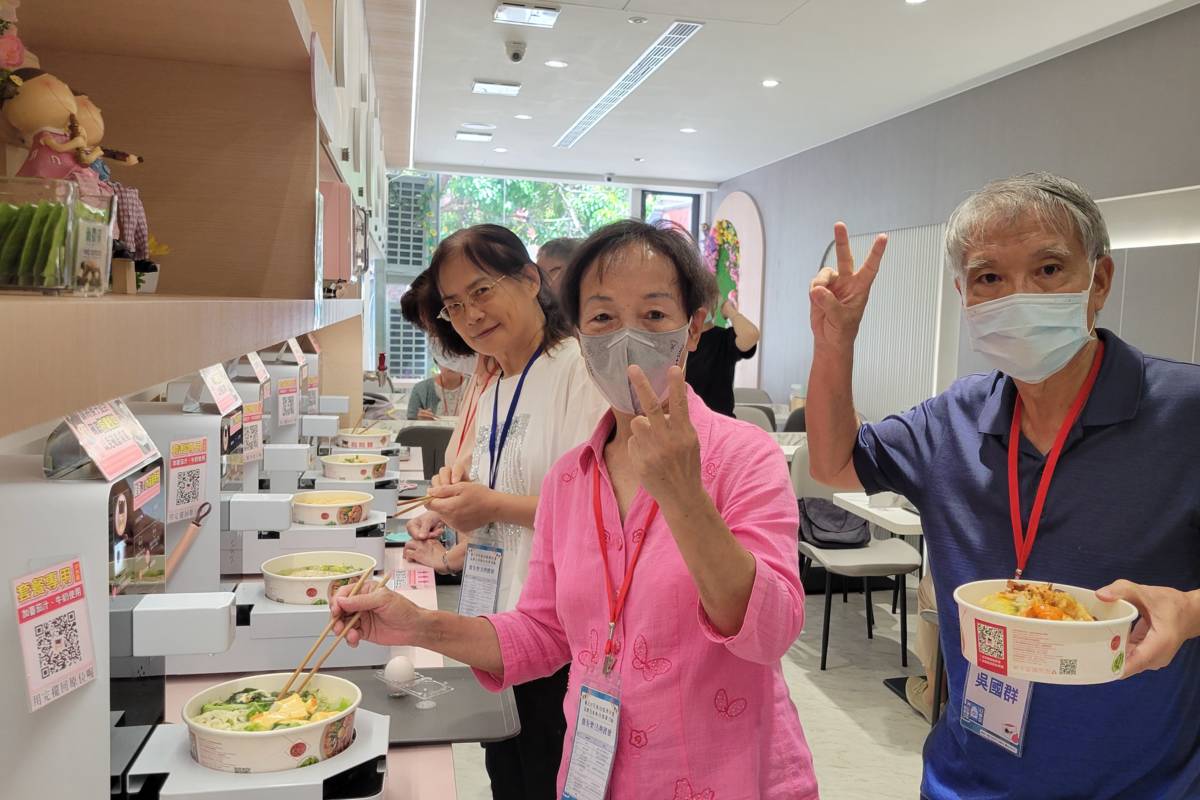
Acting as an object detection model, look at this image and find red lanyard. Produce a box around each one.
[1007,341,1104,578]
[592,463,658,674]
[454,367,497,459]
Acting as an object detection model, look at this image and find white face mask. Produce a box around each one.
[963,263,1096,384]
[430,342,478,376]
[579,325,690,415]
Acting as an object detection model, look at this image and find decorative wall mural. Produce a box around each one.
[704,219,740,327]
[710,191,764,389]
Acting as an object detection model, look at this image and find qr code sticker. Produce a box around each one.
[243,422,261,453]
[175,467,202,506]
[280,394,297,419]
[35,610,83,679]
[1059,658,1078,675]
[977,624,1006,661]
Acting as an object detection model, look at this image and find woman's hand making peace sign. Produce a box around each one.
[627,365,703,509]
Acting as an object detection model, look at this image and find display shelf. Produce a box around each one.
[0,294,361,437]
[19,0,312,72]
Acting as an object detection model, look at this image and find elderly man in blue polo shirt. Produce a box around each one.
[807,172,1200,799]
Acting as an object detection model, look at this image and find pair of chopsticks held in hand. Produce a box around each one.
[276,570,377,700]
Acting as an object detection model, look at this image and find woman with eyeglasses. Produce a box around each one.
[402,223,608,800]
[334,220,818,799]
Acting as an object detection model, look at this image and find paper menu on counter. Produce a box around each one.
[286,337,307,366]
[64,400,160,481]
[198,364,243,416]
[12,558,96,712]
[391,566,434,592]
[246,351,271,387]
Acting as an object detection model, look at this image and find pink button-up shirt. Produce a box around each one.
[475,388,819,799]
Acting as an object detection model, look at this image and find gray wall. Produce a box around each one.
[717,5,1200,402]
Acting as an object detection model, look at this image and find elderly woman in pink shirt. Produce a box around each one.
[334,219,819,799]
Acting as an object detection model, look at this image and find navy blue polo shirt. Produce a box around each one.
[854,329,1200,800]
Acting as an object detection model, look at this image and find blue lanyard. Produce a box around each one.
[488,345,543,490]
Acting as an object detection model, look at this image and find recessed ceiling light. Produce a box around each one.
[461,122,497,130]
[633,157,646,162]
[544,59,569,69]
[761,79,780,88]
[493,147,509,153]
[514,114,533,120]
[679,127,698,134]
[456,131,494,142]
[628,16,648,24]
[493,3,560,28]
[472,80,522,96]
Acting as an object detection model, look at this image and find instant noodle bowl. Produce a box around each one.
[320,453,389,480]
[183,672,361,773]
[954,579,1138,685]
[261,550,376,605]
[291,490,373,526]
[334,428,393,449]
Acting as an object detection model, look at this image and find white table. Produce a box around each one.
[832,492,922,536]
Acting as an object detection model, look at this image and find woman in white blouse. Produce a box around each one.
[403,224,607,799]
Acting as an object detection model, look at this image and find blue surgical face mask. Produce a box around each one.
[963,263,1097,384]
[579,325,690,415]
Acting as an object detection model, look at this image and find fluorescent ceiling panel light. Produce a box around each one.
[456,131,494,142]
[514,114,533,120]
[544,59,569,69]
[408,0,424,167]
[461,122,497,130]
[679,127,698,134]
[554,20,703,149]
[493,147,509,153]
[905,0,927,4]
[762,78,780,88]
[472,80,522,96]
[493,3,560,28]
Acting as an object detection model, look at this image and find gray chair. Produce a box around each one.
[733,387,773,405]
[790,441,922,670]
[736,402,776,430]
[397,425,454,480]
[733,404,774,432]
[784,407,806,432]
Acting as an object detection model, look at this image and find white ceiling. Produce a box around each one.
[411,0,1197,185]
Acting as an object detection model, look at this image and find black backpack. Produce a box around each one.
[798,497,870,549]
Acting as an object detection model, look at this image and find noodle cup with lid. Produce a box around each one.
[261,550,376,605]
[954,579,1138,685]
[183,672,361,773]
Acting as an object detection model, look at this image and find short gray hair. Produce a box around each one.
[944,172,1110,278]
[537,237,581,263]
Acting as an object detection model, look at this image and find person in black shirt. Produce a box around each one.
[684,297,761,415]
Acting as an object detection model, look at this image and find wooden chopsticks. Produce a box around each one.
[277,569,373,699]
[396,495,434,516]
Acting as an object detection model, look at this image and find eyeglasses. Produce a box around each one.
[438,274,509,322]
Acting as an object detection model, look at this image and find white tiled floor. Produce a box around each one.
[439,581,930,800]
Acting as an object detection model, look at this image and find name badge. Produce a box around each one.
[563,680,621,800]
[457,530,502,617]
[960,663,1033,756]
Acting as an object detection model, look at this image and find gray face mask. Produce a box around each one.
[579,325,690,415]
